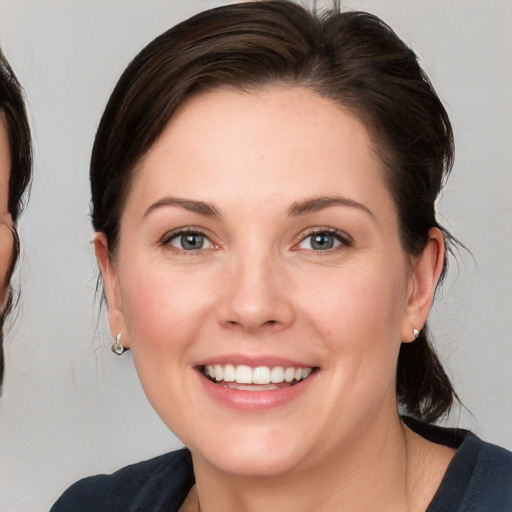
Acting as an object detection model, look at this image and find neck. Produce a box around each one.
[189,413,441,512]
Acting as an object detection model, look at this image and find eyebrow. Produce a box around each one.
[143,195,373,220]
[143,197,221,219]
[288,196,374,218]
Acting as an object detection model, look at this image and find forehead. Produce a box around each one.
[127,86,393,219]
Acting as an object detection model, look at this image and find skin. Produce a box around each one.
[0,114,13,308]
[96,87,454,512]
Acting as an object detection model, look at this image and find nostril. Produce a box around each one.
[224,318,279,331]
[260,319,280,330]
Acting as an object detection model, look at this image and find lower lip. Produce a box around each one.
[197,371,317,411]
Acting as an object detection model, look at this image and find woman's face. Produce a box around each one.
[0,114,13,306]
[98,87,439,477]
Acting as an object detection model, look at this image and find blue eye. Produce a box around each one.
[166,231,214,251]
[298,231,348,251]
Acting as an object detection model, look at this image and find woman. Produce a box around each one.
[51,1,512,510]
[0,50,32,390]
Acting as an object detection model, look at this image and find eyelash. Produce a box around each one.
[160,227,218,253]
[295,227,353,252]
[160,226,353,255]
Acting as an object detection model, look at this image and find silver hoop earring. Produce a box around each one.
[412,328,420,339]
[111,333,126,355]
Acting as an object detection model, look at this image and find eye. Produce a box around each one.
[164,230,215,251]
[297,230,351,251]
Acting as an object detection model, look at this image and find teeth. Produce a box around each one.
[253,366,271,384]
[235,365,252,384]
[284,367,295,383]
[270,367,284,383]
[223,364,235,382]
[301,368,312,379]
[204,364,314,385]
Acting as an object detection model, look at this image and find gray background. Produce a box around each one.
[0,1,511,510]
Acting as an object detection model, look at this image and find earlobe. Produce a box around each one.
[402,227,445,343]
[93,233,129,347]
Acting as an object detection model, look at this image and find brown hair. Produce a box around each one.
[91,0,457,422]
[0,49,32,387]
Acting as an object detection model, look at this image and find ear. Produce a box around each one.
[401,227,445,342]
[0,216,14,310]
[0,284,9,312]
[94,233,129,348]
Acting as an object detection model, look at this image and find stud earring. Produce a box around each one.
[111,333,127,355]
[412,328,420,339]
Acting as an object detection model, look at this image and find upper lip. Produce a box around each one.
[194,354,316,369]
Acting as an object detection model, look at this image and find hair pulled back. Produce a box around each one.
[91,0,456,422]
[0,50,33,387]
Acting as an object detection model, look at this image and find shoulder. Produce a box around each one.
[462,436,512,508]
[50,448,194,512]
[417,421,512,511]
[403,417,512,511]
[440,435,512,511]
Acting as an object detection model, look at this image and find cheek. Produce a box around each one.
[299,261,408,341]
[121,264,214,354]
[295,258,409,404]
[117,264,216,428]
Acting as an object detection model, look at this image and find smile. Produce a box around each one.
[203,364,313,390]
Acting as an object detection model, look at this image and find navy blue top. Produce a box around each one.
[50,419,512,511]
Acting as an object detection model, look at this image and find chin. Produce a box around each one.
[199,446,306,478]
[185,426,313,478]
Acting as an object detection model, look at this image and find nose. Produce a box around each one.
[216,250,295,334]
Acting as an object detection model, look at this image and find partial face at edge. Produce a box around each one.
[0,114,13,307]
[96,87,442,477]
